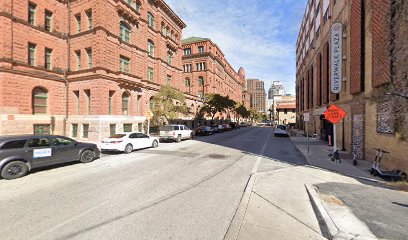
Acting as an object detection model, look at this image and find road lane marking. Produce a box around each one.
[30,202,107,240]
[251,128,273,174]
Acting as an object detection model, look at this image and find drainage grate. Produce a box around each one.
[208,154,226,159]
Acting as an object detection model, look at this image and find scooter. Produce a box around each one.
[328,149,341,163]
[370,148,407,181]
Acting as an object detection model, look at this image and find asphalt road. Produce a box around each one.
[317,182,408,240]
[0,127,306,240]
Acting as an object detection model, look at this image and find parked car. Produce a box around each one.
[159,125,193,142]
[195,126,214,136]
[0,135,100,180]
[274,125,289,137]
[240,122,248,127]
[221,124,232,131]
[229,122,240,129]
[211,125,224,133]
[101,132,159,153]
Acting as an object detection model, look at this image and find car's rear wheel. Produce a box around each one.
[176,135,182,142]
[152,140,158,148]
[124,144,133,154]
[80,150,95,163]
[1,161,29,180]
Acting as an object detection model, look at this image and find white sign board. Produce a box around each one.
[304,113,310,122]
[331,23,342,94]
[33,148,52,158]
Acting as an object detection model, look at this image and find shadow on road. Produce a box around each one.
[191,127,307,166]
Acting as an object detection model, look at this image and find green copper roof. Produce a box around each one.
[182,37,210,45]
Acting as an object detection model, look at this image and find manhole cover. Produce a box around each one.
[208,154,226,159]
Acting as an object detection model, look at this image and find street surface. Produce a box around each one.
[0,127,306,240]
[317,182,408,240]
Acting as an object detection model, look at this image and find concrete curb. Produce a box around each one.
[289,135,313,165]
[224,173,257,240]
[305,184,339,239]
[305,184,379,240]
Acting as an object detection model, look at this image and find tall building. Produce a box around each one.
[268,81,285,100]
[267,81,286,120]
[247,79,266,113]
[181,37,250,114]
[0,0,191,141]
[296,0,408,173]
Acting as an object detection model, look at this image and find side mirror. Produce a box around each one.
[74,141,79,146]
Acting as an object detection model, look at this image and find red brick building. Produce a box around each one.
[0,0,202,141]
[181,37,250,116]
[296,0,407,173]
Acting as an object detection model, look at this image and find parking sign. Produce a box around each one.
[304,113,310,122]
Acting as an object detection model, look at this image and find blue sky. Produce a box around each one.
[167,0,307,95]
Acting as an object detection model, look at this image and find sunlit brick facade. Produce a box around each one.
[0,0,202,141]
[181,37,250,114]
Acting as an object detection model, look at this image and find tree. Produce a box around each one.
[235,104,249,121]
[224,96,237,120]
[199,94,225,122]
[249,108,262,123]
[151,85,189,125]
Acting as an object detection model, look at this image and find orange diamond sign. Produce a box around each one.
[324,105,347,124]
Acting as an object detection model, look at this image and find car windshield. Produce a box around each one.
[277,125,287,130]
[160,126,175,131]
[109,134,126,138]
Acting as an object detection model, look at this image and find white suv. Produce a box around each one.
[159,125,193,142]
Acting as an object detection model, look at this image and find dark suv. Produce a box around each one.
[0,135,100,180]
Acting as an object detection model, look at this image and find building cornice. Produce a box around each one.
[155,0,187,29]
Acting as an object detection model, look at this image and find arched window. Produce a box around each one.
[198,76,204,86]
[147,12,154,29]
[185,78,190,87]
[32,87,48,114]
[122,92,130,115]
[120,21,131,43]
[148,40,155,56]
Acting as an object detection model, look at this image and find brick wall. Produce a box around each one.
[0,72,65,115]
[182,39,245,105]
[0,0,193,139]
[350,0,363,94]
[322,43,329,104]
[372,0,392,87]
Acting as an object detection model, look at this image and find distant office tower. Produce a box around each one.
[268,81,285,99]
[247,79,266,113]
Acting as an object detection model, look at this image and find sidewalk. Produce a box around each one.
[225,130,408,240]
[224,166,376,240]
[289,130,383,183]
